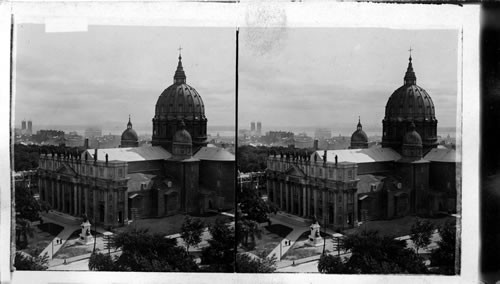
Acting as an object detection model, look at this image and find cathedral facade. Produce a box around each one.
[266,55,458,230]
[37,53,235,228]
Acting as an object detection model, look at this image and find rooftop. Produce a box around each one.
[84,146,172,162]
[314,147,401,164]
[193,146,235,161]
[424,148,458,163]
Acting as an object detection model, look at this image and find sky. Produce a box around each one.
[14,25,235,135]
[239,28,459,136]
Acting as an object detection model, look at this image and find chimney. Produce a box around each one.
[314,139,319,151]
[85,152,88,161]
[323,150,327,163]
[335,155,338,166]
[105,154,108,164]
[84,138,89,149]
[94,148,98,162]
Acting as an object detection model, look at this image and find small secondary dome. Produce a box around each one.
[121,116,139,147]
[173,120,192,145]
[350,117,368,149]
[403,122,422,146]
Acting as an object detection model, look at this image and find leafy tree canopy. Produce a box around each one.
[318,230,429,274]
[410,219,434,253]
[14,252,48,271]
[200,217,235,272]
[180,216,206,253]
[235,253,276,273]
[430,220,458,275]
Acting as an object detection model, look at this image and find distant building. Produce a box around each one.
[84,128,102,139]
[27,120,32,136]
[256,121,262,136]
[250,122,256,134]
[21,120,26,132]
[293,133,314,149]
[314,128,332,140]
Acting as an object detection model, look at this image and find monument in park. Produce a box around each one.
[76,216,94,245]
[307,221,324,247]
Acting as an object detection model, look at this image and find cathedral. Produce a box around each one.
[37,53,235,228]
[266,54,458,230]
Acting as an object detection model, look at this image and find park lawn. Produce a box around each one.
[282,230,333,260]
[245,224,293,258]
[54,230,106,259]
[21,222,63,256]
[343,215,456,238]
[115,212,233,236]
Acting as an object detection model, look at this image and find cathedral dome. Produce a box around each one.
[384,57,436,122]
[152,53,208,152]
[121,116,139,147]
[154,55,206,121]
[350,117,368,149]
[382,54,438,154]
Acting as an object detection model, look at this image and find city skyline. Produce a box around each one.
[14,25,236,131]
[239,28,459,133]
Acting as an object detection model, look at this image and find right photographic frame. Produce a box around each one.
[236,26,462,275]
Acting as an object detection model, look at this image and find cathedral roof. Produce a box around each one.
[154,54,205,121]
[84,146,172,162]
[424,148,458,162]
[193,147,235,161]
[313,147,401,164]
[384,56,436,122]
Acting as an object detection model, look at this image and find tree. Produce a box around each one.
[15,218,35,250]
[410,219,434,254]
[318,254,346,274]
[89,252,116,271]
[237,219,262,249]
[336,230,428,274]
[235,253,277,273]
[180,216,205,253]
[90,229,198,272]
[15,183,42,222]
[238,186,278,223]
[430,220,458,275]
[14,251,48,271]
[200,217,235,272]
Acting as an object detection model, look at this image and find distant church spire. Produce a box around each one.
[404,47,417,85]
[174,46,186,84]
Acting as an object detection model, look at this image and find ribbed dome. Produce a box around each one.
[403,123,422,146]
[384,57,436,122]
[152,53,208,152]
[154,55,206,121]
[382,55,438,154]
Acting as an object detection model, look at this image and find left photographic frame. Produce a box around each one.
[11,23,236,272]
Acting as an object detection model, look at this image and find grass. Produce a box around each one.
[282,230,333,260]
[53,229,106,259]
[242,224,293,258]
[20,222,63,256]
[343,215,456,238]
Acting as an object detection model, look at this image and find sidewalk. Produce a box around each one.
[39,211,110,266]
[266,213,311,263]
